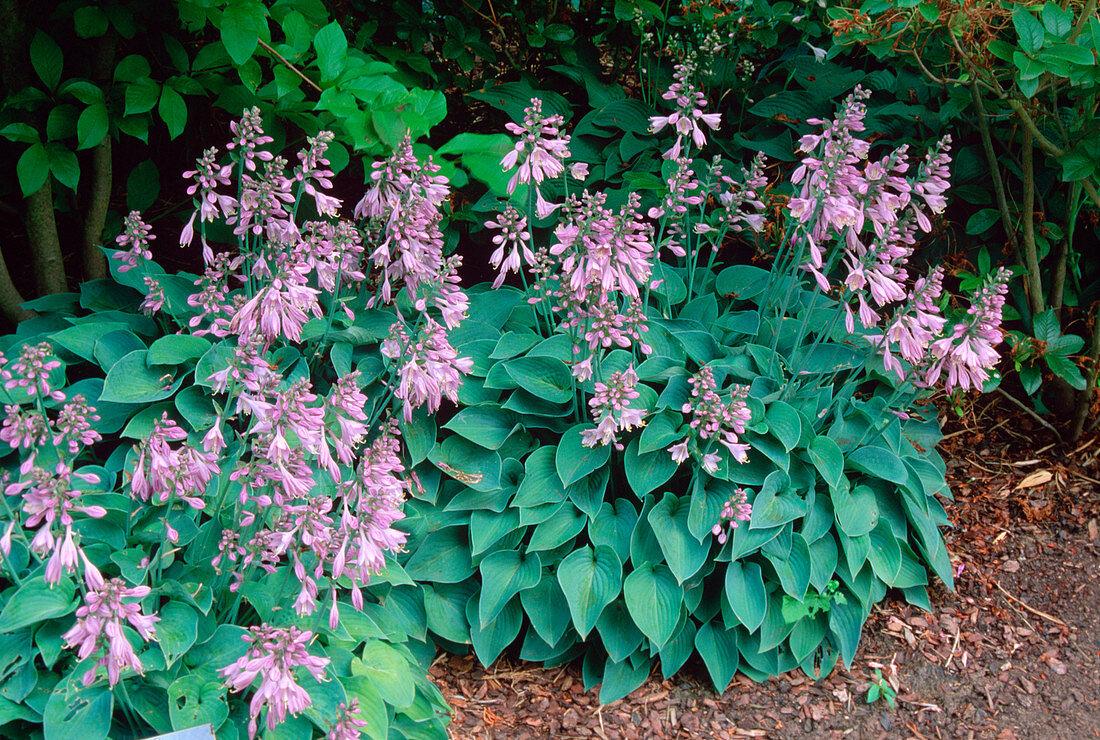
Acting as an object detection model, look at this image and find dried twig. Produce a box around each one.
[995,388,1063,441]
[993,580,1068,627]
[256,38,322,93]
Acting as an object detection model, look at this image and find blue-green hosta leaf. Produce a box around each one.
[505,356,572,403]
[467,594,523,666]
[867,521,902,583]
[443,407,519,450]
[157,601,198,669]
[694,621,740,692]
[165,674,227,734]
[624,437,677,497]
[513,445,566,507]
[595,601,644,663]
[846,445,908,485]
[807,435,844,488]
[589,499,638,563]
[557,545,622,638]
[638,409,683,454]
[527,503,586,552]
[422,582,475,645]
[353,641,418,709]
[147,334,211,366]
[827,596,865,667]
[659,618,697,678]
[44,679,113,740]
[428,436,502,492]
[808,534,839,592]
[403,526,473,583]
[568,467,609,518]
[749,471,807,529]
[766,532,811,601]
[599,654,651,704]
[100,349,184,403]
[478,550,541,627]
[833,484,879,537]
[788,615,826,663]
[765,401,801,451]
[520,575,572,647]
[556,425,611,487]
[724,560,767,632]
[649,492,710,584]
[0,578,76,632]
[623,563,682,648]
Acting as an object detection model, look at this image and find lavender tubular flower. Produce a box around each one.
[582,366,644,449]
[111,211,155,272]
[924,267,1009,392]
[62,577,159,687]
[219,624,330,739]
[649,61,721,160]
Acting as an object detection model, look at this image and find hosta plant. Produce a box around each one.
[0,110,461,739]
[403,80,1007,702]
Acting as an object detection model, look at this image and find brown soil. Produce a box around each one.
[430,395,1100,739]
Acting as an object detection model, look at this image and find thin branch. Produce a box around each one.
[1069,305,1100,441]
[996,387,1063,441]
[256,38,322,94]
[969,81,1021,263]
[1068,0,1098,43]
[993,580,1068,626]
[1021,128,1045,316]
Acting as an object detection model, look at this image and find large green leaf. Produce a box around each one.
[513,445,566,507]
[147,334,211,365]
[624,437,677,497]
[589,499,638,562]
[765,401,801,451]
[847,446,908,485]
[556,425,611,487]
[478,550,541,627]
[443,407,519,450]
[467,594,523,666]
[694,621,740,692]
[807,435,844,488]
[867,521,902,583]
[44,680,112,740]
[749,471,807,529]
[557,545,622,638]
[528,503,586,552]
[833,484,879,537]
[505,356,573,403]
[766,532,811,601]
[429,436,502,492]
[623,563,682,648]
[353,641,417,709]
[724,560,766,632]
[157,601,199,668]
[519,575,572,647]
[648,493,709,584]
[403,527,473,583]
[166,675,228,733]
[0,578,76,632]
[100,349,184,403]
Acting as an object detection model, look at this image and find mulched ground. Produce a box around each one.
[429,394,1100,739]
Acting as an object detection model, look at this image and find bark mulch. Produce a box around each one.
[430,395,1100,739]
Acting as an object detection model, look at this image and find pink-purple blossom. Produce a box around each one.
[62,575,159,687]
[219,624,330,739]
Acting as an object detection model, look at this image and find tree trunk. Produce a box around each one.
[25,180,68,295]
[0,246,34,326]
